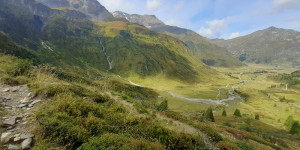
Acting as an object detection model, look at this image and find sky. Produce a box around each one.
[98,0,300,39]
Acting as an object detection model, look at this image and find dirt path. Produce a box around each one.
[0,82,42,149]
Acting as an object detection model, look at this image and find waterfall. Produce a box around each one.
[99,39,113,70]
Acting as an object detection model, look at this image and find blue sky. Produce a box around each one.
[98,0,300,39]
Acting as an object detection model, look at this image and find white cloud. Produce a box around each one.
[147,0,161,11]
[272,0,300,13]
[98,0,137,13]
[198,19,228,38]
[229,32,240,39]
[98,0,123,11]
[165,19,175,26]
[174,1,185,11]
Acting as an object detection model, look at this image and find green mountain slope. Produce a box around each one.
[113,11,243,67]
[0,32,37,61]
[211,27,300,68]
[0,0,213,83]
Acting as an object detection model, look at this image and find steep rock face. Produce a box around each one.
[113,11,243,67]
[211,27,300,67]
[36,0,113,21]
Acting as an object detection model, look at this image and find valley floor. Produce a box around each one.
[124,64,300,148]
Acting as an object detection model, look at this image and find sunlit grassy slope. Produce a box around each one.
[135,63,299,130]
[0,0,217,84]
[2,52,299,149]
[155,28,244,67]
[38,16,216,83]
[94,21,215,82]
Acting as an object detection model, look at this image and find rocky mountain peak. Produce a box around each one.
[112,11,165,28]
[35,0,113,21]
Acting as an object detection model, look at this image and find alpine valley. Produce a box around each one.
[0,0,299,150]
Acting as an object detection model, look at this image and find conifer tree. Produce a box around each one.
[285,116,294,129]
[157,100,168,111]
[233,109,242,117]
[290,121,300,134]
[222,110,227,117]
[206,107,215,122]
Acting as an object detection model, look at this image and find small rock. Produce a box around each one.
[27,93,31,97]
[1,132,13,143]
[0,96,11,101]
[2,117,16,127]
[20,134,34,140]
[18,104,27,108]
[21,138,32,149]
[13,136,21,142]
[8,129,17,132]
[28,100,41,107]
[5,106,12,109]
[2,116,9,119]
[20,97,30,104]
[8,144,20,150]
[7,126,15,130]
[3,88,10,92]
[12,87,18,92]
[26,108,31,111]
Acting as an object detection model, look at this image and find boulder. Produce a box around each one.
[21,138,32,149]
[1,132,13,143]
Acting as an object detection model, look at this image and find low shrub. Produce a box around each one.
[78,133,164,150]
[217,141,241,150]
[224,122,234,128]
[91,93,112,103]
[236,141,255,150]
[200,126,223,143]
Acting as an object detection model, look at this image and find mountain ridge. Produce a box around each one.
[35,0,113,21]
[210,26,300,68]
[113,11,244,67]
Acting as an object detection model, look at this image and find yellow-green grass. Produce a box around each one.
[126,64,299,130]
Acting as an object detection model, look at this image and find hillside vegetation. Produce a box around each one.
[1,0,300,149]
[1,53,298,149]
[0,0,214,83]
[113,11,244,67]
